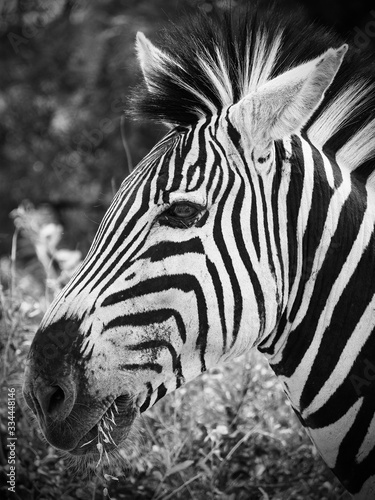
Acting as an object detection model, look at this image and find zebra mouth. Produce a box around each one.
[70,394,137,456]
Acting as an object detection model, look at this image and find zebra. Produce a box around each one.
[22,5,375,498]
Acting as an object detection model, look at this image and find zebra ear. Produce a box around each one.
[230,44,348,143]
[136,32,169,92]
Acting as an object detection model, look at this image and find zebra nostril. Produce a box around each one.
[47,386,65,416]
[34,383,71,421]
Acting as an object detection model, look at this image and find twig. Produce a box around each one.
[155,473,202,500]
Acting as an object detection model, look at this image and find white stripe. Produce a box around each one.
[303,292,375,417]
[286,139,315,313]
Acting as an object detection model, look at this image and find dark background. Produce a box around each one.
[1,0,375,259]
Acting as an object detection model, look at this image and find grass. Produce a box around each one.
[0,224,351,500]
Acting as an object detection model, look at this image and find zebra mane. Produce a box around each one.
[130,4,375,177]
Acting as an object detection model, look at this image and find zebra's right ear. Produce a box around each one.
[136,32,169,92]
[229,44,348,144]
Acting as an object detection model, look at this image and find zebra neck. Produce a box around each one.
[258,136,375,410]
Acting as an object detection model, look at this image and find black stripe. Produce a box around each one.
[210,147,225,203]
[138,237,204,262]
[119,363,162,373]
[140,382,153,413]
[156,384,168,403]
[126,340,179,372]
[105,309,187,344]
[206,257,227,352]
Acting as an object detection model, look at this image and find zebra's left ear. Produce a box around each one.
[230,44,348,143]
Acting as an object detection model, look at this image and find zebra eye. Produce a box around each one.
[170,203,198,218]
[253,143,273,168]
[257,152,271,164]
[159,202,202,228]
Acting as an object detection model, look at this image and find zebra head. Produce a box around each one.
[23,17,347,467]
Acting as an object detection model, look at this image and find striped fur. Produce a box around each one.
[23,6,375,498]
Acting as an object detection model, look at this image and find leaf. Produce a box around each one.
[165,460,194,477]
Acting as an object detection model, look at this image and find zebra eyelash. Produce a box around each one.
[157,202,205,229]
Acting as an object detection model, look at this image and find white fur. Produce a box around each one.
[241,30,283,94]
[307,80,372,149]
[337,118,375,171]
